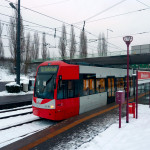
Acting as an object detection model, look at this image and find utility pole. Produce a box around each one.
[17,0,21,85]
[10,0,21,85]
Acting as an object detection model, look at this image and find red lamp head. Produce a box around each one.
[123,36,133,46]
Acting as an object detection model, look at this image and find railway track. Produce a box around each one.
[0,106,32,120]
[0,116,41,131]
[0,105,32,114]
[0,106,55,148]
[0,111,32,120]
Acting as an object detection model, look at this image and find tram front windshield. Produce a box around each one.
[34,66,58,99]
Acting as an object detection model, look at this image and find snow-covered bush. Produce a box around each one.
[5,82,21,93]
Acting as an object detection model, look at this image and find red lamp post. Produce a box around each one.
[123,36,133,123]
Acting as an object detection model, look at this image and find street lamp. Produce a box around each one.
[9,1,21,85]
[123,36,133,123]
[107,29,113,55]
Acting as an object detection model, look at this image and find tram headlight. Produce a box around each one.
[49,99,55,109]
[50,105,55,109]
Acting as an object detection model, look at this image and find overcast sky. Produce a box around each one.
[1,0,150,58]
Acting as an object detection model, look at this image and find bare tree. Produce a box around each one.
[47,49,50,59]
[8,3,25,70]
[58,24,67,59]
[9,18,16,64]
[97,33,102,56]
[69,25,76,59]
[102,33,107,56]
[33,32,39,60]
[79,30,87,58]
[31,42,35,60]
[41,32,47,60]
[0,21,4,58]
[24,32,31,75]
[34,32,39,60]
[30,32,40,60]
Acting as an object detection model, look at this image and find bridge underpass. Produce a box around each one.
[67,53,150,66]
[31,53,150,70]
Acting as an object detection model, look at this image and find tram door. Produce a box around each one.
[107,77,115,104]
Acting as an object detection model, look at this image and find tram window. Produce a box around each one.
[96,79,100,93]
[89,79,95,94]
[96,79,105,93]
[124,77,127,93]
[111,78,115,96]
[83,79,90,96]
[68,80,74,98]
[57,80,79,99]
[108,78,111,97]
[57,80,67,99]
[130,77,133,88]
[74,80,79,97]
[117,78,124,91]
[124,77,133,91]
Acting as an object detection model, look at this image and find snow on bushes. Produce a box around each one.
[5,82,20,93]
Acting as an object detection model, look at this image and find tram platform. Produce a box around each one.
[0,94,32,109]
[0,81,32,109]
[2,92,149,150]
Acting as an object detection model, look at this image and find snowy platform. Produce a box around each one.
[2,93,150,150]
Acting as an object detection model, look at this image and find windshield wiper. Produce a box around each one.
[46,74,54,85]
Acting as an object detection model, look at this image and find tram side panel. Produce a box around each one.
[78,65,133,114]
[79,93,107,114]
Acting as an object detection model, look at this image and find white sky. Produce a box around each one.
[1,0,150,58]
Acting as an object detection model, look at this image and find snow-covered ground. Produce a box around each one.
[0,67,31,83]
[0,67,34,96]
[78,104,150,150]
[0,67,15,82]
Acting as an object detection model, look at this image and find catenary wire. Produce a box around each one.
[30,0,71,8]
[136,0,150,7]
[85,8,150,24]
[3,0,129,51]
[74,0,128,23]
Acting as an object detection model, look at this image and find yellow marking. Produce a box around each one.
[20,93,148,150]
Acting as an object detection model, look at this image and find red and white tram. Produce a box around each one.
[32,61,134,120]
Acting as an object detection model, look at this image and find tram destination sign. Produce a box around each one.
[38,66,58,74]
